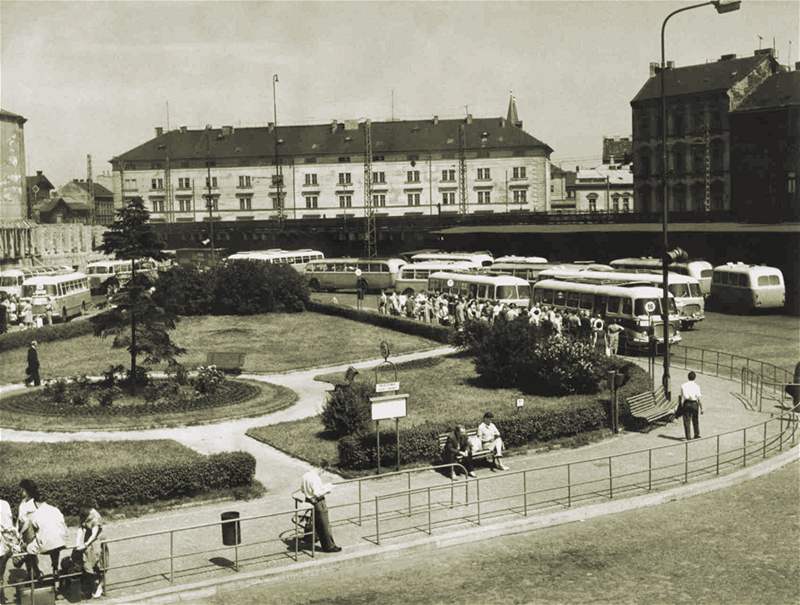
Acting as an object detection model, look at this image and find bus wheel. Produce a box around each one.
[309,279,321,292]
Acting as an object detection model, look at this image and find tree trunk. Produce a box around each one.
[130,259,137,391]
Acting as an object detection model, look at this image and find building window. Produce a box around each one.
[512,189,527,204]
[611,194,620,213]
[204,196,219,211]
[372,155,385,162]
[622,197,630,212]
[442,191,456,205]
[477,191,491,204]
[407,170,420,183]
[272,195,284,210]
[407,193,421,206]
[304,173,318,186]
[788,172,797,194]
[205,176,218,189]
[271,174,284,187]
[123,178,137,191]
[177,198,191,212]
[512,166,526,179]
[338,194,352,208]
[338,156,351,163]
[338,172,351,185]
[124,162,136,170]
[372,171,386,184]
[151,178,164,190]
[152,198,165,213]
[305,195,318,209]
[587,194,598,212]
[239,196,252,211]
[372,194,386,207]
[441,169,456,182]
[477,168,491,180]
[238,175,252,188]
[178,177,191,189]
[150,161,163,169]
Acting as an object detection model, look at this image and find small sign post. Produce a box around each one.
[515,397,524,412]
[371,341,406,473]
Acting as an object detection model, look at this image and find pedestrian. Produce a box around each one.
[20,485,67,583]
[679,371,703,440]
[0,497,12,605]
[378,290,387,315]
[45,303,53,326]
[34,314,43,329]
[606,320,623,356]
[299,470,341,553]
[22,303,33,329]
[591,316,604,348]
[442,425,476,479]
[355,276,367,311]
[75,502,105,599]
[25,340,40,387]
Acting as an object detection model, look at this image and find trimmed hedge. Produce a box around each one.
[307,301,451,344]
[0,451,256,517]
[0,316,104,353]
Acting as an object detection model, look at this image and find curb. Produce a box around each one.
[103,443,799,604]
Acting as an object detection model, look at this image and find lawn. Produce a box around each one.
[0,312,438,384]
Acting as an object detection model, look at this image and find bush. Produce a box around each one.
[0,313,112,353]
[152,265,214,316]
[522,336,606,396]
[0,451,256,517]
[192,365,226,395]
[464,318,537,387]
[321,381,374,436]
[210,261,309,315]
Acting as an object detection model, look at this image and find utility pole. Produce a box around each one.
[272,74,284,228]
[363,120,377,257]
[205,126,216,264]
[458,123,468,215]
[86,154,95,225]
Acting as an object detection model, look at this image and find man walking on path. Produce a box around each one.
[679,371,703,440]
[25,341,40,387]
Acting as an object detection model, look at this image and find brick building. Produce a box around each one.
[110,96,552,222]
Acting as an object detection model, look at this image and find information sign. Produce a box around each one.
[375,381,400,393]
[370,393,408,421]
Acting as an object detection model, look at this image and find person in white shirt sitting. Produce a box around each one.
[477,412,509,471]
[679,371,703,440]
[21,490,67,582]
[300,470,341,553]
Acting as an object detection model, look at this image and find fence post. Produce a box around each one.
[779,415,784,451]
[358,480,363,527]
[407,473,412,518]
[608,457,613,499]
[763,422,767,459]
[169,530,174,584]
[648,449,652,491]
[374,496,381,545]
[716,434,720,475]
[566,463,572,508]
[523,471,528,517]
[427,487,432,535]
[716,351,720,376]
[684,441,689,484]
[311,507,316,559]
[476,479,481,525]
[742,428,747,467]
[700,349,705,373]
[684,346,688,370]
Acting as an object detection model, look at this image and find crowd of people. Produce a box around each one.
[0,480,104,602]
[376,289,624,355]
[0,294,53,334]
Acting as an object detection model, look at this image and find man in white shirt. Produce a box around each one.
[300,470,341,553]
[679,371,703,440]
[0,498,12,604]
[477,412,509,471]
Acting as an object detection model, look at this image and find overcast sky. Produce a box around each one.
[2,0,797,186]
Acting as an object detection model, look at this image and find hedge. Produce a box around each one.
[0,315,104,353]
[0,451,256,517]
[307,301,452,344]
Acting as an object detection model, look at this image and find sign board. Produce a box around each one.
[516,398,525,408]
[370,393,408,421]
[446,279,454,287]
[375,381,400,393]
[644,301,657,314]
[355,268,362,277]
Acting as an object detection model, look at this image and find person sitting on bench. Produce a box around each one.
[443,425,476,479]
[478,412,509,471]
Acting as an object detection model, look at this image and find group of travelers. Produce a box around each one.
[0,294,53,335]
[0,480,104,602]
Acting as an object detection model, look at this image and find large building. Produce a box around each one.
[630,49,780,213]
[0,108,27,222]
[110,97,553,222]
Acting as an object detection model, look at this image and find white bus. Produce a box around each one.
[21,272,91,322]
[427,271,531,307]
[394,261,479,296]
[488,257,551,282]
[610,257,714,296]
[0,266,72,299]
[538,267,705,329]
[532,279,682,350]
[305,257,406,292]
[410,251,494,267]
[86,258,158,294]
[710,263,785,311]
[226,248,325,273]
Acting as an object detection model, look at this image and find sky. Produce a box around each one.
[1,0,798,186]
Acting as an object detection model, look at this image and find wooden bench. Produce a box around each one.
[437,428,494,469]
[206,352,247,374]
[626,386,675,426]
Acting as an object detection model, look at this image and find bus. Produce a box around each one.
[226,249,325,273]
[21,272,91,322]
[487,260,612,285]
[410,251,494,267]
[305,258,406,292]
[537,267,705,329]
[394,261,479,296]
[610,257,714,296]
[0,266,72,299]
[427,271,531,307]
[86,258,158,294]
[710,263,785,311]
[532,279,682,350]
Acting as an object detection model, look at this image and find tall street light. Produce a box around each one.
[659,0,740,399]
[272,74,284,224]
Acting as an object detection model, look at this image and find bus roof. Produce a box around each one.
[713,263,783,276]
[23,271,87,285]
[309,257,405,263]
[611,257,710,269]
[401,260,479,270]
[539,268,699,285]
[429,271,529,286]
[534,278,673,299]
[493,255,548,264]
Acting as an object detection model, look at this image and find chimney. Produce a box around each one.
[754,48,775,57]
[719,53,737,61]
[466,114,473,125]
[155,126,164,137]
[36,170,42,176]
[268,122,275,132]
[180,125,188,133]
[433,115,439,125]
[221,125,233,137]
[649,62,659,77]
[666,60,675,69]
[330,120,338,133]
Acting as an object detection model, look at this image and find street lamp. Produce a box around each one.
[272,74,284,224]
[659,0,740,399]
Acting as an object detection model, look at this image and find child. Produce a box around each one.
[75,503,104,599]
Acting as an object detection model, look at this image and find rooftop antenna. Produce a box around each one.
[757,34,763,50]
[166,100,170,132]
[464,104,469,116]
[391,89,394,121]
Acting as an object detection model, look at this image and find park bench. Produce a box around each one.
[626,386,675,427]
[206,352,247,375]
[437,428,494,469]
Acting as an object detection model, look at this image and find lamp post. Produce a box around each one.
[205,127,216,264]
[272,74,284,224]
[659,0,740,399]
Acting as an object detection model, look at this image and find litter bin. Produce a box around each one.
[221,511,241,546]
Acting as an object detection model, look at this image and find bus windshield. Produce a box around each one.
[635,298,677,315]
[496,285,519,300]
[88,266,110,274]
[0,276,20,286]
[688,283,702,297]
[668,283,690,297]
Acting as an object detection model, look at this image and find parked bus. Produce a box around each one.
[487,259,611,284]
[86,258,158,294]
[174,248,227,270]
[610,257,713,296]
[0,266,72,299]
[537,267,705,329]
[410,251,494,267]
[394,261,478,295]
[226,248,325,273]
[710,263,785,311]
[305,257,406,292]
[21,271,91,322]
[532,279,682,350]
[427,271,531,307]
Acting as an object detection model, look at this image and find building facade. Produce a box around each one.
[25,170,55,220]
[0,109,27,222]
[110,98,552,222]
[55,179,116,225]
[630,50,780,213]
[567,165,633,213]
[549,165,576,211]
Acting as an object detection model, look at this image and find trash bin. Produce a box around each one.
[221,511,241,546]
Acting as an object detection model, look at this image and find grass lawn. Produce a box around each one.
[0,312,437,385]
[0,379,297,431]
[247,354,608,469]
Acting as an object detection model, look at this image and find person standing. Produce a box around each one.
[22,491,67,582]
[606,320,623,356]
[477,412,509,471]
[679,371,703,440]
[0,497,12,605]
[299,470,341,553]
[75,503,104,599]
[378,290,388,315]
[25,341,40,387]
[44,303,53,326]
[22,303,33,330]
[355,276,367,311]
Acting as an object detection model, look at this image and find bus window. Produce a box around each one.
[579,293,594,310]
[673,267,688,276]
[668,283,690,297]
[701,269,712,279]
[468,284,478,298]
[757,275,770,286]
[688,283,702,297]
[369,263,383,273]
[357,263,369,272]
[622,298,633,315]
[541,289,554,304]
[566,292,579,308]
[768,275,781,285]
[554,290,566,306]
[518,285,530,299]
[497,285,518,300]
[607,296,621,314]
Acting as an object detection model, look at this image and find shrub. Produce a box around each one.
[210,261,309,315]
[192,365,226,395]
[152,265,214,316]
[0,313,112,353]
[521,336,606,396]
[321,381,374,436]
[97,386,120,408]
[466,318,537,387]
[43,378,69,404]
[0,451,256,517]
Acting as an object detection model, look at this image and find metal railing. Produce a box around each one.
[670,344,793,386]
[740,367,799,413]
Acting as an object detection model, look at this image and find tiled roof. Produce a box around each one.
[631,55,769,103]
[112,117,552,164]
[732,70,800,112]
[38,197,91,213]
[25,174,55,191]
[71,180,114,197]
[0,108,26,124]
